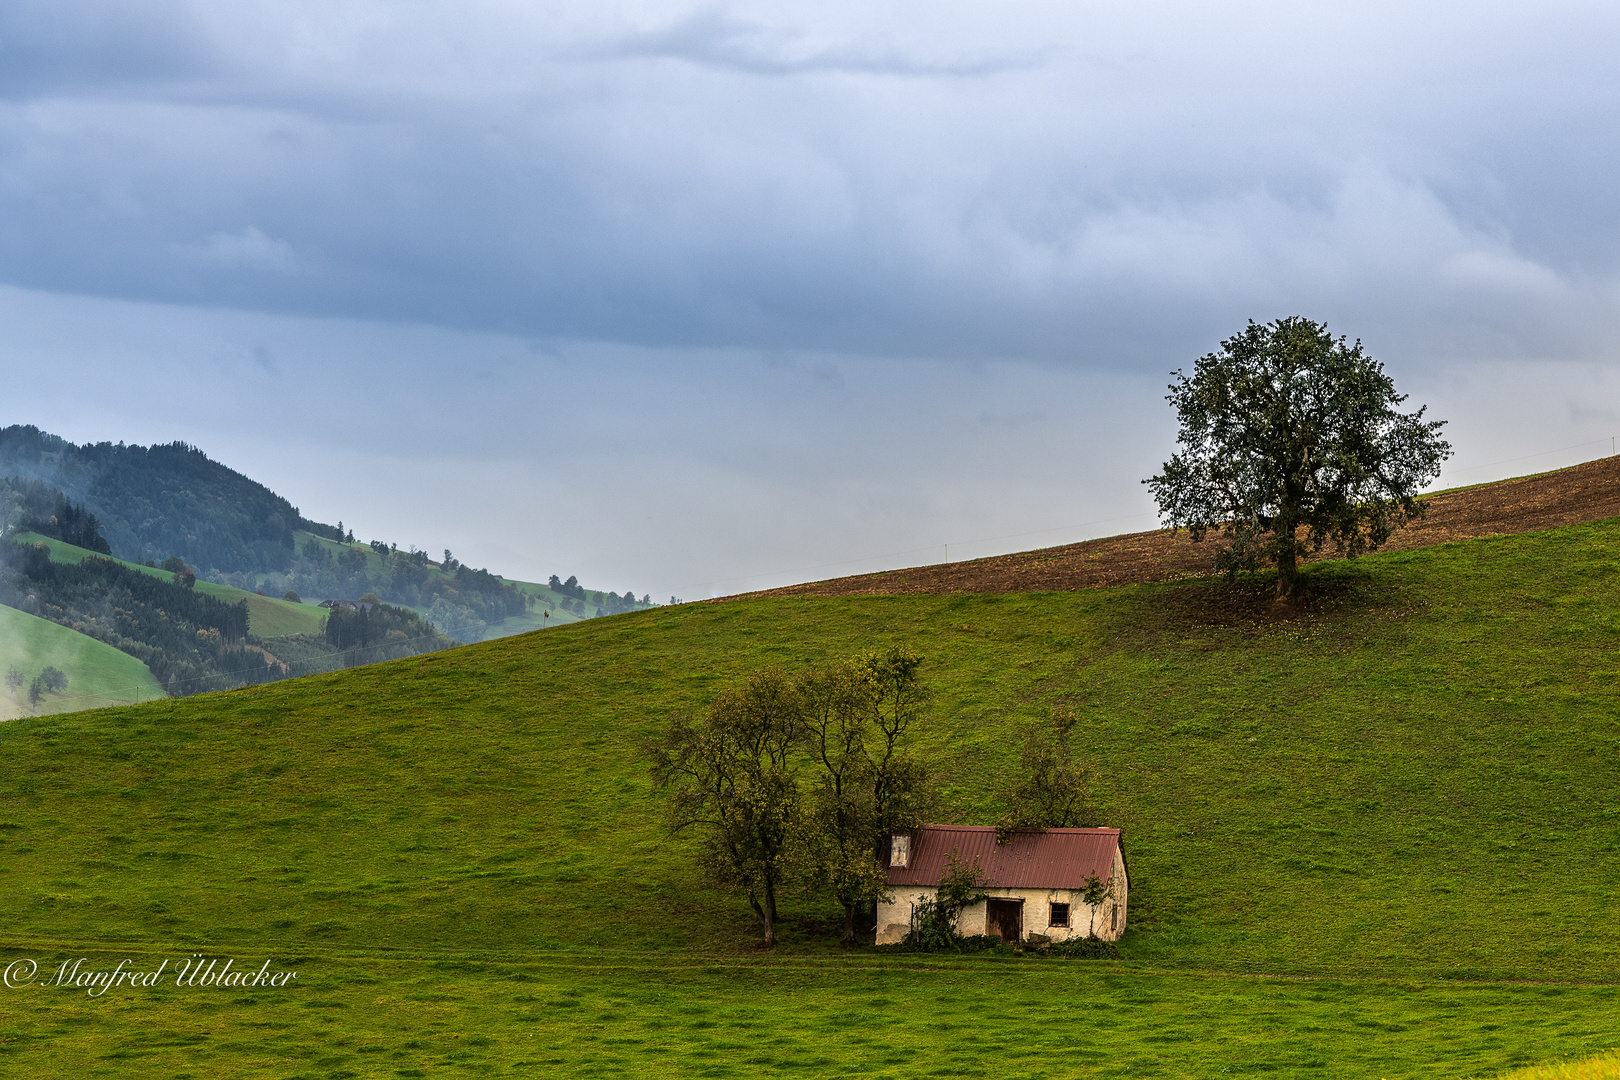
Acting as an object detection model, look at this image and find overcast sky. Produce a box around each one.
[4,1,1620,598]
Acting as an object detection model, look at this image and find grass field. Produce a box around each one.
[0,603,164,719]
[14,531,328,637]
[1,951,1616,1078]
[1504,1052,1620,1080]
[3,517,1620,1074]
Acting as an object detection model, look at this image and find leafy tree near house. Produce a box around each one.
[1145,316,1450,601]
[800,647,935,944]
[858,647,934,856]
[647,668,805,947]
[799,660,887,945]
[649,649,936,947]
[996,706,1099,839]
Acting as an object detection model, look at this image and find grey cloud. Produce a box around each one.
[0,0,212,97]
[0,2,1618,375]
[588,7,1040,77]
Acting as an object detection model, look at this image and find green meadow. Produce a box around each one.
[0,604,164,719]
[15,531,327,637]
[3,517,1620,1075]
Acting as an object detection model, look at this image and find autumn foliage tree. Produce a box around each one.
[1145,317,1451,601]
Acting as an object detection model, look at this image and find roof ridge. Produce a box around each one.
[917,824,1119,834]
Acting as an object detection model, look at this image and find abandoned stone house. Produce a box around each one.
[876,824,1128,945]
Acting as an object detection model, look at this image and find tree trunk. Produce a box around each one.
[841,901,857,945]
[751,891,777,947]
[1274,547,1298,600]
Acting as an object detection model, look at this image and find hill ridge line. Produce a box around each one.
[727,454,1620,599]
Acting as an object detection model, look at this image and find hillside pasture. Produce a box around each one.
[4,515,1620,1073]
[13,531,326,637]
[0,603,164,718]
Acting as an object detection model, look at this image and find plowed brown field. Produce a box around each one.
[734,454,1620,599]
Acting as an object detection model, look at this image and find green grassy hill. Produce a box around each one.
[4,518,1620,1076]
[0,604,165,719]
[15,531,327,637]
[292,530,585,639]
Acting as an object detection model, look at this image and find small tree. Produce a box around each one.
[799,659,905,944]
[4,664,22,692]
[822,646,937,938]
[997,706,1097,839]
[1145,317,1450,601]
[38,666,66,693]
[27,678,43,706]
[647,668,805,947]
[856,646,934,853]
[907,851,987,950]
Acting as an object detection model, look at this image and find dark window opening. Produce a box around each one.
[1110,905,1118,931]
[1049,902,1070,928]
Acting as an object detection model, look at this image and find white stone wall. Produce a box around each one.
[875,854,1128,946]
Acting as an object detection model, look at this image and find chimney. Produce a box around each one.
[890,833,910,869]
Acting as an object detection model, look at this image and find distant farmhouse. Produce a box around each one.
[877,825,1128,945]
[318,599,376,612]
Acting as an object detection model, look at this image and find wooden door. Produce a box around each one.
[986,898,1022,942]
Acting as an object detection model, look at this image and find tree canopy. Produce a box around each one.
[647,648,934,947]
[1144,317,1450,599]
[996,706,1097,839]
[647,668,805,947]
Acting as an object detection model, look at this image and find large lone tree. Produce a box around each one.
[1145,317,1450,601]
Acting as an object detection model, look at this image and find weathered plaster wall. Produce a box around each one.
[875,851,1128,946]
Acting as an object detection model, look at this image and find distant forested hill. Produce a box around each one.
[0,426,655,645]
[0,425,316,573]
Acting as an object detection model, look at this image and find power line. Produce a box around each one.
[1441,436,1616,476]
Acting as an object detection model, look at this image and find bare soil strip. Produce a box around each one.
[732,455,1620,599]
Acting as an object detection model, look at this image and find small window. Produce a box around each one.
[1110,905,1118,931]
[1049,902,1070,928]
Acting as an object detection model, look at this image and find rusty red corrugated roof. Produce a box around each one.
[884,825,1121,890]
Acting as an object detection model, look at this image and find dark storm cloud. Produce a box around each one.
[0,2,1618,371]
